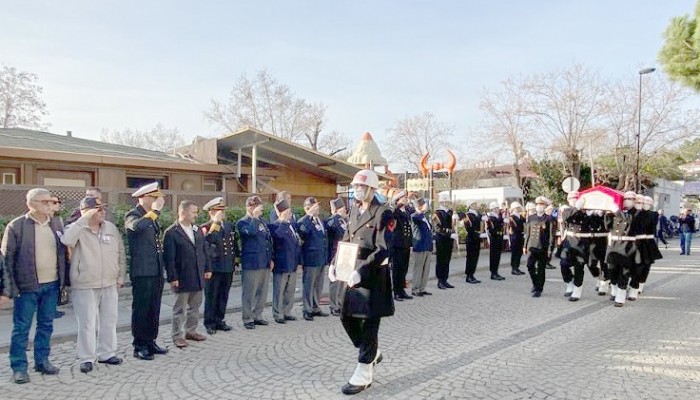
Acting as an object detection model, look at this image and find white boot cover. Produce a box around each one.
[349,363,373,386]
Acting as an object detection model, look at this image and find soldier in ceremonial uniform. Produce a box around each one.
[484,202,506,281]
[605,191,638,307]
[237,196,273,329]
[588,209,610,296]
[508,202,526,276]
[559,191,591,301]
[200,197,239,334]
[326,198,348,316]
[463,202,482,284]
[269,198,302,323]
[328,170,393,395]
[432,194,455,289]
[628,196,662,300]
[125,182,169,360]
[389,190,413,301]
[523,197,552,297]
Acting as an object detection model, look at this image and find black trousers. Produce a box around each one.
[629,263,651,289]
[589,259,608,281]
[204,271,233,328]
[560,254,584,286]
[341,316,381,364]
[510,238,523,269]
[527,249,547,291]
[391,247,410,295]
[489,237,503,273]
[435,237,453,282]
[465,236,480,276]
[609,263,633,289]
[131,275,164,349]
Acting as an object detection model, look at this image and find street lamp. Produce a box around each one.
[636,67,656,192]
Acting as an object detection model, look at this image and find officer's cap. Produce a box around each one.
[203,197,225,211]
[246,196,263,207]
[132,182,163,198]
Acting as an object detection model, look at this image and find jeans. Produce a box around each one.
[681,232,693,255]
[10,281,60,372]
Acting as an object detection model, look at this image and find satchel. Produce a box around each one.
[58,286,70,306]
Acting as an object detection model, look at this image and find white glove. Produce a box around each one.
[328,264,337,282]
[213,210,224,223]
[503,217,510,223]
[610,204,620,213]
[450,233,458,240]
[575,198,585,210]
[481,215,488,222]
[152,196,165,212]
[348,270,361,287]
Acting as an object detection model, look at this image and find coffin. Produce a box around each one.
[577,186,623,211]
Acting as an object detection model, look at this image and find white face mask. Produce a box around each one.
[354,188,368,202]
[634,204,643,210]
[623,200,634,209]
[586,210,593,216]
[536,205,545,214]
[643,204,651,211]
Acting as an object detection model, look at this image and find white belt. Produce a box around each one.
[566,231,593,238]
[609,234,635,241]
[636,234,655,240]
[591,233,608,238]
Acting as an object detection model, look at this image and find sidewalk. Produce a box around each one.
[0,247,511,351]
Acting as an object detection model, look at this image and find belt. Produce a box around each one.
[609,234,635,242]
[565,231,594,238]
[636,234,655,240]
[591,233,608,238]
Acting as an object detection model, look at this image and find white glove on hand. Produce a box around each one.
[575,198,585,210]
[481,215,489,222]
[348,270,361,287]
[213,210,224,223]
[450,233,458,240]
[503,217,510,224]
[610,204,620,213]
[152,196,165,212]
[328,264,337,282]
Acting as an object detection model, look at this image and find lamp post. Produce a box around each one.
[636,67,656,192]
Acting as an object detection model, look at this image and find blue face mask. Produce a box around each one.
[373,191,386,204]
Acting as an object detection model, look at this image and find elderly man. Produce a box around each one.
[269,198,302,323]
[237,196,273,330]
[125,182,168,360]
[66,187,112,225]
[61,197,126,373]
[269,191,297,225]
[1,188,68,384]
[298,197,329,320]
[164,201,210,348]
[411,197,434,295]
[327,198,348,316]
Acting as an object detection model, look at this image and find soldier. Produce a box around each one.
[432,194,455,289]
[237,196,274,329]
[200,197,239,335]
[484,202,506,281]
[559,191,590,301]
[326,198,348,316]
[605,191,638,307]
[298,197,329,321]
[629,195,662,300]
[545,203,559,269]
[390,190,413,301]
[125,182,168,360]
[269,198,302,323]
[509,202,526,276]
[328,169,393,395]
[410,197,433,295]
[588,209,610,296]
[464,202,482,284]
[523,196,552,297]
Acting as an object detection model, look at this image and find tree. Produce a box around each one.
[205,69,329,150]
[659,1,700,91]
[317,129,353,160]
[0,65,48,129]
[100,123,186,152]
[385,112,456,171]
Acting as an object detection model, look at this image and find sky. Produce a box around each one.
[2,0,696,167]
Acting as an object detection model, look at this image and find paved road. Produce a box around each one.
[0,241,698,399]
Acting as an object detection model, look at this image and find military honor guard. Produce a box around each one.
[559,191,590,301]
[433,194,455,289]
[463,202,482,284]
[628,195,662,300]
[328,170,393,395]
[637,196,662,295]
[200,197,239,334]
[237,196,273,329]
[523,197,552,297]
[125,182,169,360]
[410,197,433,296]
[298,197,330,321]
[389,190,413,301]
[484,202,506,281]
[327,198,348,316]
[605,191,639,307]
[508,202,526,276]
[269,198,302,323]
[587,209,610,296]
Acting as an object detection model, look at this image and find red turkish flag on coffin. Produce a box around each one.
[577,186,624,211]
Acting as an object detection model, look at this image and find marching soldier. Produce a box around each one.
[269,198,302,323]
[588,209,610,296]
[432,194,455,289]
[200,197,239,334]
[464,202,482,284]
[326,198,348,316]
[629,196,662,300]
[298,197,329,321]
[605,191,639,307]
[559,191,590,300]
[523,196,552,297]
[509,202,526,276]
[484,202,506,281]
[545,203,559,269]
[390,190,413,301]
[125,182,169,360]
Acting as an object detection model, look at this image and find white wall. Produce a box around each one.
[652,179,683,216]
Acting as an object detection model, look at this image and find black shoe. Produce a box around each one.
[244,322,255,329]
[253,319,269,326]
[98,356,123,365]
[393,294,404,301]
[330,309,342,316]
[217,323,233,332]
[206,327,217,335]
[284,315,297,321]
[531,286,537,293]
[491,274,505,281]
[569,296,580,302]
[512,268,525,275]
[437,282,447,290]
[532,291,542,298]
[313,310,329,317]
[80,362,93,374]
[444,281,455,289]
[421,291,432,296]
[466,277,479,284]
[545,263,556,269]
[303,312,314,321]
[400,292,413,300]
[412,291,424,297]
[12,371,30,384]
[34,361,59,375]
[341,382,371,395]
[133,348,154,361]
[150,343,169,355]
[275,318,286,324]
[54,310,65,319]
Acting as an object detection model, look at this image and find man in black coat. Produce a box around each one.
[509,202,526,276]
[432,195,455,289]
[125,182,168,360]
[463,202,482,284]
[390,190,413,301]
[524,197,551,297]
[164,200,211,348]
[485,201,506,281]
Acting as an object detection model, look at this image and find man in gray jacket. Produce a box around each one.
[62,197,126,374]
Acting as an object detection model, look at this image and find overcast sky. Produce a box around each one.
[2,0,695,164]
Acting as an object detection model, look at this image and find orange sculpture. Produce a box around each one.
[419,149,457,176]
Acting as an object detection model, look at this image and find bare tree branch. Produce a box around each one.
[0,65,49,129]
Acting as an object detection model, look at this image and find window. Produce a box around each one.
[127,176,167,190]
[43,178,85,187]
[203,178,222,192]
[2,173,16,185]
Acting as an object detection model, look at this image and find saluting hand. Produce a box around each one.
[152,197,165,212]
[213,210,224,223]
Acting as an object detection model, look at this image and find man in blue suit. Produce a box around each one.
[297,197,329,321]
[410,197,433,297]
[237,196,273,330]
[269,198,302,324]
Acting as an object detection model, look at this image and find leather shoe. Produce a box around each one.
[244,322,255,329]
[490,274,506,281]
[393,294,404,301]
[54,310,65,319]
[421,291,432,296]
[133,348,154,361]
[217,323,233,331]
[444,281,455,288]
[284,315,297,321]
[512,268,525,275]
[342,382,371,395]
[532,291,542,298]
[330,309,341,316]
[412,291,424,297]
[98,356,123,365]
[275,318,286,324]
[206,327,217,335]
[313,310,329,317]
[12,371,30,384]
[34,361,59,375]
[303,312,314,321]
[466,277,479,284]
[80,362,93,374]
[150,343,169,355]
[174,339,189,348]
[400,292,413,300]
[253,319,269,326]
[437,282,447,290]
[185,333,207,341]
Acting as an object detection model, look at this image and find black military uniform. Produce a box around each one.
[201,219,240,333]
[559,206,590,296]
[605,207,638,306]
[524,213,551,296]
[432,207,454,288]
[588,211,610,296]
[630,208,662,298]
[486,211,506,280]
[391,203,413,300]
[509,213,526,275]
[464,209,482,283]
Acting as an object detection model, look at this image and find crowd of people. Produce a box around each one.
[0,174,686,394]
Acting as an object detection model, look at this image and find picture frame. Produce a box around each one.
[335,242,360,283]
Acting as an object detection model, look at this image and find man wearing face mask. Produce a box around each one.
[483,202,506,281]
[508,202,526,276]
[327,198,348,316]
[298,197,330,321]
[464,202,483,284]
[524,196,552,297]
[588,209,610,296]
[605,191,639,307]
[389,191,413,301]
[559,191,591,301]
[432,194,455,289]
[629,196,662,300]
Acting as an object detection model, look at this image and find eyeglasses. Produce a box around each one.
[34,200,55,205]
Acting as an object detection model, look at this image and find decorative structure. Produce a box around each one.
[418,150,457,206]
[346,132,388,169]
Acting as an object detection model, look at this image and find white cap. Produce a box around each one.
[351,169,379,189]
[510,201,523,211]
[643,196,653,205]
[535,196,546,205]
[635,194,645,202]
[525,202,536,211]
[489,201,498,210]
[203,197,225,211]
[624,191,637,200]
[438,192,451,203]
[132,182,162,198]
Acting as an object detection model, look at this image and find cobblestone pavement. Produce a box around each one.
[1,245,699,399]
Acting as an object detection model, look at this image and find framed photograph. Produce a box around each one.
[335,242,360,283]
